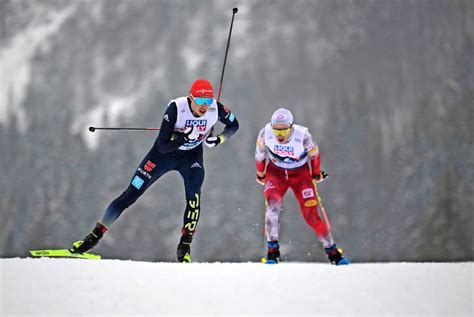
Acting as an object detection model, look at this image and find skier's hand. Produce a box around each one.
[183,125,200,142]
[205,135,225,148]
[312,171,328,184]
[256,173,265,186]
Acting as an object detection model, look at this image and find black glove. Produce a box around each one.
[312,171,329,184]
[256,174,265,186]
[205,135,225,148]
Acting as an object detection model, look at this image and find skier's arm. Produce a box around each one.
[304,130,321,177]
[204,102,239,147]
[310,151,321,176]
[216,101,239,141]
[155,102,187,153]
[255,128,267,182]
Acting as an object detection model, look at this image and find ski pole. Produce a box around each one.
[90,8,238,134]
[315,189,332,231]
[217,7,238,102]
[209,7,238,138]
[88,127,160,132]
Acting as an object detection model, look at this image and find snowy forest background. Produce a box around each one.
[1,0,472,263]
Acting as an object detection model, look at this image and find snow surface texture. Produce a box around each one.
[1,259,472,316]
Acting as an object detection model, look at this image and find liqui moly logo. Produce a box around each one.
[274,144,294,156]
[185,119,207,132]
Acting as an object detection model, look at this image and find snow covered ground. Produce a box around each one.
[1,259,472,316]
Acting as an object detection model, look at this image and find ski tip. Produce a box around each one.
[29,249,101,260]
[29,250,48,257]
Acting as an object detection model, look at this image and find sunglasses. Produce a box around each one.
[193,97,214,106]
[272,127,292,137]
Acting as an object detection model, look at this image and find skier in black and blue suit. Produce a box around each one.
[71,79,239,262]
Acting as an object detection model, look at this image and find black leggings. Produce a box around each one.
[100,146,205,235]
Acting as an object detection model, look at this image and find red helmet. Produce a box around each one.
[190,79,214,98]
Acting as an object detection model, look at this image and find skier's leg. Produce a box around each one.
[263,169,288,263]
[290,171,349,265]
[290,171,334,248]
[72,151,171,254]
[100,156,169,226]
[264,189,283,243]
[176,155,205,262]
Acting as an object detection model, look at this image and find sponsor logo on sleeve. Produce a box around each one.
[226,112,235,122]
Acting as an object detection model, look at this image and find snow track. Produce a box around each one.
[1,259,472,316]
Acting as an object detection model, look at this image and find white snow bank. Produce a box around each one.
[1,259,472,316]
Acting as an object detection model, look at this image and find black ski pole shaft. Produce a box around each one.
[90,8,238,134]
[88,126,160,132]
[217,7,238,102]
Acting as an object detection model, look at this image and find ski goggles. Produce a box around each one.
[272,127,292,137]
[193,97,214,106]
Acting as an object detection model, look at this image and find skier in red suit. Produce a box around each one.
[255,108,349,265]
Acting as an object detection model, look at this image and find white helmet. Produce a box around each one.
[271,108,293,126]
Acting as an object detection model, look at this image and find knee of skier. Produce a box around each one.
[266,199,281,215]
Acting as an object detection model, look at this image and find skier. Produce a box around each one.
[70,79,239,262]
[255,108,349,265]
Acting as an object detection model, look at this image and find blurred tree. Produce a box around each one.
[418,165,472,261]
